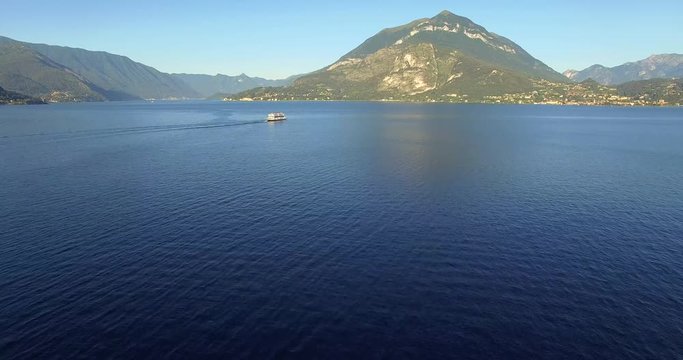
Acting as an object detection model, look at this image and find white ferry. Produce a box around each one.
[266,112,287,122]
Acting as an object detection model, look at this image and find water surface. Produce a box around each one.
[1,102,682,359]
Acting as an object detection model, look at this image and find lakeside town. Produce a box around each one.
[227,78,683,107]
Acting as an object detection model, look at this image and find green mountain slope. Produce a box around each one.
[617,78,683,104]
[0,86,45,105]
[27,42,198,100]
[342,11,565,81]
[234,10,568,101]
[0,35,200,101]
[0,37,104,101]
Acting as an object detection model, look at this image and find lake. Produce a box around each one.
[1,101,682,359]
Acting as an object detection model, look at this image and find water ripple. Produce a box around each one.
[1,102,682,359]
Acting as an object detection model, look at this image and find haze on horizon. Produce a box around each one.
[2,0,682,79]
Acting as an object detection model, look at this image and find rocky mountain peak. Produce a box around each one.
[429,10,476,27]
[566,54,683,85]
[645,54,683,65]
[238,10,567,101]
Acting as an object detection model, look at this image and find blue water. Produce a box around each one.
[1,101,682,359]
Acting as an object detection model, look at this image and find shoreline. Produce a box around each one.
[4,99,681,108]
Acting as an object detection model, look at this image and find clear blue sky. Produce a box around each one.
[2,1,682,79]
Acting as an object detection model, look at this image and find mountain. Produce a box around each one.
[234,10,567,101]
[173,73,299,98]
[617,78,683,104]
[0,35,198,101]
[339,11,564,81]
[28,42,199,100]
[0,86,45,105]
[0,36,105,102]
[564,54,683,85]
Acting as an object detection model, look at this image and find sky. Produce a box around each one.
[2,1,682,79]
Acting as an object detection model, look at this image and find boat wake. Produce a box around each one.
[1,119,267,142]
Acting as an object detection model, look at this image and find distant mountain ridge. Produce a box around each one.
[2,18,682,105]
[28,42,198,100]
[0,35,289,102]
[235,10,568,101]
[564,54,683,85]
[0,36,198,101]
[172,73,298,98]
